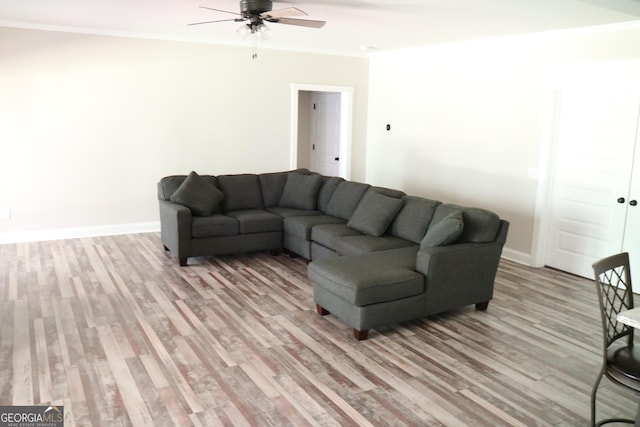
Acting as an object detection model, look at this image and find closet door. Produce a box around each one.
[622,103,640,283]
[545,89,640,278]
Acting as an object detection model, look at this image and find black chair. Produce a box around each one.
[592,252,640,426]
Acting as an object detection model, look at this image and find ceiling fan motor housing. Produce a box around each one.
[240,0,273,17]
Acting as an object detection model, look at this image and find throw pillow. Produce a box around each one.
[279,173,323,210]
[420,210,464,248]
[347,191,403,237]
[170,171,224,216]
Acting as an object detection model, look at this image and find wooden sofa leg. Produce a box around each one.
[353,329,369,341]
[179,258,188,267]
[316,304,330,315]
[475,301,489,311]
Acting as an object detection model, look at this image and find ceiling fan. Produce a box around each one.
[188,0,326,32]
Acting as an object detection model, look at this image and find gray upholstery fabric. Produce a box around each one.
[283,215,345,240]
[311,223,361,250]
[190,232,283,258]
[370,186,406,199]
[336,235,416,256]
[432,204,501,243]
[158,175,187,201]
[226,209,283,234]
[347,190,403,237]
[191,215,239,238]
[325,181,370,220]
[317,177,344,212]
[308,247,423,306]
[266,207,322,218]
[389,196,441,244]
[279,173,324,210]
[169,171,224,216]
[313,285,425,331]
[258,172,288,208]
[217,174,264,212]
[158,175,217,201]
[284,234,312,258]
[311,242,340,261]
[420,210,464,248]
[460,207,502,243]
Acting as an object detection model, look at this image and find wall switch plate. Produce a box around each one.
[0,208,11,220]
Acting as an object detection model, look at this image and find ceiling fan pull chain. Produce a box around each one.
[252,32,258,59]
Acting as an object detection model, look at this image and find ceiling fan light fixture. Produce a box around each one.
[258,23,272,40]
[237,24,251,38]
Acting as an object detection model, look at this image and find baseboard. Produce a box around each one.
[501,247,532,266]
[0,221,160,244]
[1,226,536,270]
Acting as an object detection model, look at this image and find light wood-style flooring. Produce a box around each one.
[0,232,637,426]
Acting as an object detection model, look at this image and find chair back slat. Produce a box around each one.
[592,252,634,348]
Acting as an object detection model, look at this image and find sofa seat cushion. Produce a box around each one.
[267,207,322,218]
[192,215,239,238]
[284,215,346,240]
[312,223,361,250]
[308,247,423,307]
[226,209,283,234]
[336,235,416,256]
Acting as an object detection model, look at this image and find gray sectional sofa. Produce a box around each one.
[158,169,509,339]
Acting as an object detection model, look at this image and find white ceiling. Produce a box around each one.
[1,0,640,56]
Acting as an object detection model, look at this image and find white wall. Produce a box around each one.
[0,27,368,242]
[366,22,640,264]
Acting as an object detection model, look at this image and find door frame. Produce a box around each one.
[531,59,640,269]
[290,83,354,179]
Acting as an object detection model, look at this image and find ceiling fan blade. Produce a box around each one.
[198,6,240,16]
[187,18,240,26]
[261,7,307,19]
[269,17,326,28]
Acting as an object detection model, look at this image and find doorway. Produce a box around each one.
[535,60,640,279]
[290,84,353,179]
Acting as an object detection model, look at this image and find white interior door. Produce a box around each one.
[622,104,640,283]
[310,92,341,176]
[545,89,640,278]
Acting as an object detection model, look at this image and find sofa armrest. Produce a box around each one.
[415,240,505,312]
[159,199,192,263]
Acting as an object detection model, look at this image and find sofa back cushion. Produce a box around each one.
[169,171,224,216]
[389,196,441,244]
[258,171,288,208]
[420,210,464,248]
[217,174,264,212]
[279,173,324,210]
[431,204,501,243]
[158,174,217,201]
[370,186,406,199]
[347,190,403,236]
[325,181,371,220]
[317,177,344,212]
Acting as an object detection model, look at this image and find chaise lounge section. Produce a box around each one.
[158,168,509,339]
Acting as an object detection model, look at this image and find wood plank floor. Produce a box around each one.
[0,232,637,426]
